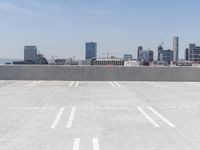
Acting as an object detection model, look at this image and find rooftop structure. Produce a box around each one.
[91,58,124,66]
[123,54,133,61]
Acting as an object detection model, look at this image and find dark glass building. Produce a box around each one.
[157,45,174,64]
[85,42,97,60]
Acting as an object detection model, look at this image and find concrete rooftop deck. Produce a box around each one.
[0,80,200,150]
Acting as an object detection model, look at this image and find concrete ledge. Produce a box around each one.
[0,65,199,81]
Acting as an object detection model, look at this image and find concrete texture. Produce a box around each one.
[0,80,200,150]
[0,65,200,81]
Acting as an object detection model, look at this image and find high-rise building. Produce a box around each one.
[137,46,143,61]
[140,50,154,62]
[173,36,179,62]
[185,48,189,61]
[85,42,97,60]
[157,45,174,64]
[24,46,37,63]
[187,44,200,62]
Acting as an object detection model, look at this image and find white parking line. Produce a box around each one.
[148,106,176,128]
[114,81,121,87]
[25,81,37,87]
[75,82,79,88]
[137,107,160,128]
[25,81,42,87]
[30,81,42,87]
[69,81,74,87]
[73,138,80,150]
[93,138,100,150]
[109,81,115,87]
[51,107,65,129]
[66,107,76,128]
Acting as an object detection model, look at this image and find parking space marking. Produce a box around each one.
[24,81,37,87]
[108,81,115,87]
[109,81,121,88]
[148,106,176,128]
[73,138,80,150]
[31,81,42,87]
[51,107,65,129]
[114,81,121,87]
[93,138,100,150]
[69,81,79,87]
[69,81,74,87]
[66,107,76,128]
[137,107,160,127]
[25,81,42,87]
[75,82,79,88]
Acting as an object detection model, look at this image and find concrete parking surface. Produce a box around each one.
[0,80,200,150]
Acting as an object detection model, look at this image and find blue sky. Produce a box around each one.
[0,0,200,59]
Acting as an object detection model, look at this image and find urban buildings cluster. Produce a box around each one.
[13,46,48,65]
[84,36,180,66]
[185,44,200,62]
[10,36,200,66]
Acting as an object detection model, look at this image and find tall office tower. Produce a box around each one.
[157,45,164,61]
[185,48,189,61]
[24,46,37,63]
[85,42,97,60]
[173,36,179,62]
[137,46,143,61]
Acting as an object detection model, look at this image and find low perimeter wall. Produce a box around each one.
[0,65,200,81]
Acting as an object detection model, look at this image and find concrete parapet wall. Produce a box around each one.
[0,65,200,81]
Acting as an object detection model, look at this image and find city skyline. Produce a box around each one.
[1,0,200,59]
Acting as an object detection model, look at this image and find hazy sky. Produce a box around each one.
[0,0,200,59]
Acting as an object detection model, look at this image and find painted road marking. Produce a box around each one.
[30,81,42,87]
[109,81,121,87]
[73,138,80,150]
[25,81,42,87]
[109,81,115,87]
[69,81,74,87]
[51,107,65,129]
[66,107,76,128]
[69,81,79,87]
[114,81,121,87]
[93,138,100,150]
[75,82,79,88]
[148,106,176,128]
[137,107,160,127]
[25,81,37,87]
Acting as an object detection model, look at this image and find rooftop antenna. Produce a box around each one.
[161,36,164,46]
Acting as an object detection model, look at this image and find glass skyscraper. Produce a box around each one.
[85,42,97,60]
[24,46,37,63]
